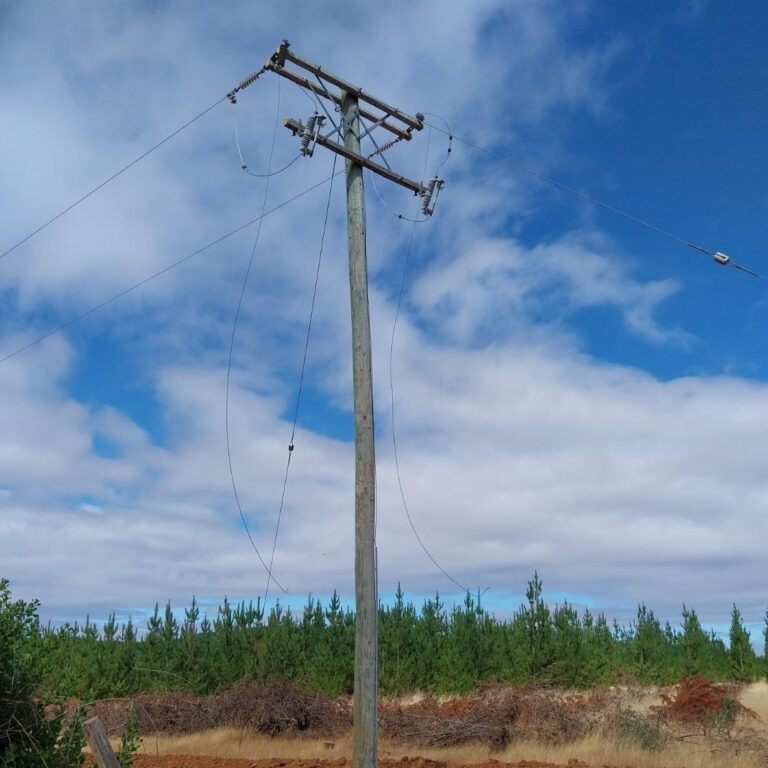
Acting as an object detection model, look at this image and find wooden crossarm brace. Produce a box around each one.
[284,118,425,195]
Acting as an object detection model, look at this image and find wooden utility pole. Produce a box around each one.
[342,89,379,768]
[261,39,443,768]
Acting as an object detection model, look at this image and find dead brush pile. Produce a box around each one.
[378,687,610,749]
[90,679,352,737]
[626,677,768,761]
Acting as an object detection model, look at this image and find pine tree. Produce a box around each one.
[729,604,757,681]
[681,605,709,676]
[524,571,553,678]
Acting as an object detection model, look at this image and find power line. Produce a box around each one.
[388,215,470,595]
[386,129,470,594]
[225,75,287,592]
[1,96,227,262]
[0,172,343,367]
[1,63,272,264]
[264,154,339,608]
[425,121,767,282]
[233,99,301,177]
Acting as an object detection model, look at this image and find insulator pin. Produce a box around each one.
[713,252,730,265]
[227,68,265,103]
[420,176,445,217]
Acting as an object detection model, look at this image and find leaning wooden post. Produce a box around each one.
[83,717,121,768]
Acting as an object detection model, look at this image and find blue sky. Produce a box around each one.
[1,1,767,644]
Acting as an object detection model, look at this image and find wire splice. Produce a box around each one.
[713,252,731,265]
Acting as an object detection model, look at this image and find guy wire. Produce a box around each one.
[263,154,339,608]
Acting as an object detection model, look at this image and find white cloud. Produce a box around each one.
[2,0,764,636]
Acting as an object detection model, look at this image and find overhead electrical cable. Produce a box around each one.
[263,154,339,607]
[233,100,301,177]
[1,65,270,262]
[385,128,471,594]
[225,75,288,591]
[424,121,767,282]
[1,97,227,262]
[0,171,343,367]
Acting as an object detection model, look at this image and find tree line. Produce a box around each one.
[20,573,767,702]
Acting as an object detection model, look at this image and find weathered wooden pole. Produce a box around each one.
[342,89,378,768]
[83,717,121,768]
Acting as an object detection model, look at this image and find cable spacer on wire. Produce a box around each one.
[713,251,731,266]
[420,175,445,217]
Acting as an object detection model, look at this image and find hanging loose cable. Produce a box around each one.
[233,99,301,177]
[368,171,429,224]
[0,171,344,367]
[263,154,339,607]
[388,209,469,595]
[366,126,451,223]
[386,131,470,593]
[423,120,767,281]
[225,76,289,592]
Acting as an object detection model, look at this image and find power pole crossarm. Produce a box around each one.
[284,118,425,195]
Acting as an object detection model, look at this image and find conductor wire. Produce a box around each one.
[234,100,301,177]
[225,76,288,592]
[425,121,767,282]
[387,132,470,594]
[263,154,339,607]
[425,122,713,256]
[1,96,228,262]
[0,172,344,367]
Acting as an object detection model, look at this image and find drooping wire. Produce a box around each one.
[225,76,288,591]
[386,131,470,594]
[0,172,344,367]
[233,100,301,177]
[263,154,339,607]
[366,123,452,223]
[424,121,767,281]
[369,171,429,224]
[0,96,228,262]
[421,112,453,175]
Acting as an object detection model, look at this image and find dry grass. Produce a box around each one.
[111,682,768,768]
[738,681,768,722]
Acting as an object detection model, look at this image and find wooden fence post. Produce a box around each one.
[83,716,121,768]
